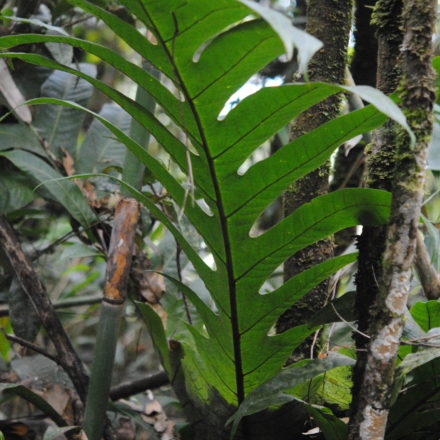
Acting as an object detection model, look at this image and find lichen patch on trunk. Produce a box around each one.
[359,404,387,440]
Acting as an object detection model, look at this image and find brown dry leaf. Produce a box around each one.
[78,178,100,208]
[140,271,165,305]
[60,147,102,208]
[132,255,167,326]
[116,417,136,440]
[144,398,177,440]
[118,397,178,440]
[61,148,76,177]
[33,383,73,423]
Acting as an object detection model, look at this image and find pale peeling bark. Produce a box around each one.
[348,1,437,439]
[350,0,403,421]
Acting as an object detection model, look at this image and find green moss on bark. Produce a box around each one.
[278,0,353,355]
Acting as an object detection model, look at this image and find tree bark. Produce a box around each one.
[351,0,378,87]
[348,1,437,438]
[350,0,404,422]
[330,0,378,255]
[278,0,353,353]
[0,216,89,406]
[415,230,440,300]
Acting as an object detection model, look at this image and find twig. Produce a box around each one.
[331,303,370,339]
[0,295,102,317]
[4,333,60,365]
[175,242,192,325]
[109,372,169,401]
[415,229,440,300]
[0,216,89,404]
[30,230,76,261]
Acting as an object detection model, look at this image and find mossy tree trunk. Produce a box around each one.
[277,0,353,353]
[330,0,379,254]
[348,0,437,438]
[350,0,404,423]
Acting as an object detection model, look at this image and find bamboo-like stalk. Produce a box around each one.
[83,199,139,440]
[83,60,155,439]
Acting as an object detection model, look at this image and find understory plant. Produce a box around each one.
[0,0,419,438]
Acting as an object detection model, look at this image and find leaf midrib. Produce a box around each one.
[139,1,245,404]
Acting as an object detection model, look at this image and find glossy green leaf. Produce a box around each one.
[410,301,440,332]
[308,291,356,327]
[136,302,172,376]
[76,103,131,173]
[32,63,96,157]
[0,149,96,227]
[306,406,348,440]
[237,0,322,67]
[428,120,440,170]
[397,347,440,377]
[388,355,440,440]
[227,353,355,437]
[0,167,36,214]
[0,123,44,154]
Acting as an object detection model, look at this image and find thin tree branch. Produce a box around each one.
[415,229,440,300]
[0,295,102,318]
[0,216,89,404]
[4,333,60,365]
[109,372,169,401]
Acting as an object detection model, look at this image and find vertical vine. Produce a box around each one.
[348,1,437,438]
[350,0,404,422]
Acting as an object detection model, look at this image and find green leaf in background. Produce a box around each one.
[0,123,44,154]
[308,291,356,327]
[237,0,322,68]
[410,300,440,332]
[0,166,36,214]
[76,103,131,173]
[227,353,355,438]
[306,406,348,440]
[293,364,353,410]
[396,346,440,378]
[33,63,96,157]
[59,242,103,260]
[388,353,440,440]
[136,302,172,376]
[428,120,440,170]
[0,149,96,227]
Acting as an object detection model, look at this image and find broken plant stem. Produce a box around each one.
[83,198,139,440]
